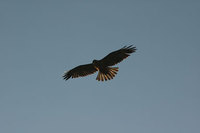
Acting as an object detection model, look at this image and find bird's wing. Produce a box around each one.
[63,63,98,80]
[100,45,136,66]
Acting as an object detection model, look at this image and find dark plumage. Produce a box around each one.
[63,45,136,81]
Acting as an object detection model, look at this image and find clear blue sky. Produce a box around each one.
[0,0,200,133]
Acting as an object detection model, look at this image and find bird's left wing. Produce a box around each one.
[100,45,136,66]
[63,63,98,80]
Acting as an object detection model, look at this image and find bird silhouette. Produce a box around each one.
[63,45,136,81]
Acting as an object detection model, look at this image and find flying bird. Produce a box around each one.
[63,45,136,81]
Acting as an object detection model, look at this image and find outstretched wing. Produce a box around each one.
[63,64,98,80]
[100,45,136,66]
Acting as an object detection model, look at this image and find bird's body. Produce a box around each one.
[63,45,136,81]
[92,59,119,81]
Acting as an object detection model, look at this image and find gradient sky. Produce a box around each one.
[0,0,200,133]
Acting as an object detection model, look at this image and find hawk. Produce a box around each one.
[63,45,136,81]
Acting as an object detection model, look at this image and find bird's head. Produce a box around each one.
[92,59,98,64]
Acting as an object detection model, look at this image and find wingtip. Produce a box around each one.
[122,45,137,53]
[63,75,70,80]
[131,46,137,52]
[122,45,136,49]
[63,71,71,80]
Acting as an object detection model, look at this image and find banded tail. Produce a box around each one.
[96,67,119,81]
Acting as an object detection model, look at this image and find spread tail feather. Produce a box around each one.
[96,67,118,81]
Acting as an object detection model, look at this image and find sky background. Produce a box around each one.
[0,0,200,133]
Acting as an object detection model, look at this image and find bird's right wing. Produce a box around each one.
[63,63,98,80]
